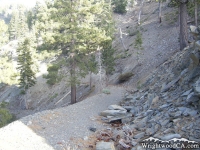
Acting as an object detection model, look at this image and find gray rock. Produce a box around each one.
[144,110,154,116]
[178,107,198,117]
[108,114,132,123]
[100,110,127,117]
[163,128,175,134]
[195,40,200,49]
[189,137,200,143]
[173,111,182,117]
[186,92,199,102]
[134,132,145,139]
[108,105,126,111]
[194,77,200,97]
[146,127,155,135]
[131,139,137,146]
[149,96,159,109]
[121,116,133,124]
[147,94,156,107]
[161,69,187,92]
[135,117,148,128]
[123,106,134,111]
[96,141,115,150]
[160,120,169,126]
[136,145,145,150]
[188,110,198,116]
[181,89,193,96]
[190,25,199,34]
[125,95,134,101]
[161,134,181,141]
[130,107,138,116]
[159,104,172,109]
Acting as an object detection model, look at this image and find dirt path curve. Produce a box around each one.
[0,86,126,150]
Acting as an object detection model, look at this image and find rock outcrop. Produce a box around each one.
[99,40,200,149]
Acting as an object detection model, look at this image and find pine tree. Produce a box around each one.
[8,6,28,40]
[51,0,112,104]
[112,0,128,14]
[9,10,19,40]
[17,5,28,38]
[0,20,8,46]
[17,38,36,93]
[101,40,115,82]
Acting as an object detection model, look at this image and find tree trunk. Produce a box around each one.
[119,28,127,51]
[158,0,162,23]
[138,0,144,25]
[89,71,92,90]
[70,56,76,104]
[195,0,198,26]
[179,0,188,50]
[71,84,76,104]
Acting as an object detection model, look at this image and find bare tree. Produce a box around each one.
[158,0,162,23]
[138,0,145,25]
[179,0,189,50]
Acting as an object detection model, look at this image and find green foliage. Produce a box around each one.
[112,0,128,14]
[35,50,60,61]
[118,72,134,83]
[164,11,178,25]
[17,38,36,91]
[128,29,137,36]
[168,0,178,7]
[0,56,19,85]
[0,102,9,108]
[101,40,115,75]
[0,20,8,46]
[50,0,113,88]
[43,59,66,85]
[0,102,16,128]
[50,93,58,101]
[8,6,28,40]
[186,1,200,17]
[102,88,111,94]
[134,31,143,50]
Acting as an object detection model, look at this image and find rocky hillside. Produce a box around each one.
[0,1,200,150]
[0,39,200,150]
[1,0,181,119]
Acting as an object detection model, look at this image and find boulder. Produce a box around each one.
[181,89,193,96]
[190,25,199,35]
[96,141,115,150]
[195,40,200,49]
[194,77,200,97]
[134,132,145,139]
[108,105,126,111]
[123,106,134,111]
[100,110,127,117]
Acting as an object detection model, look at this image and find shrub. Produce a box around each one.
[112,0,128,14]
[118,72,134,83]
[43,59,66,85]
[102,88,111,94]
[0,108,15,128]
[135,31,143,50]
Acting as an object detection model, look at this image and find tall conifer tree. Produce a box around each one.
[17,38,36,92]
[51,0,112,104]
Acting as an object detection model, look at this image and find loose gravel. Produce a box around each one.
[0,86,125,150]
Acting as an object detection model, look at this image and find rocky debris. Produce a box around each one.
[100,110,127,117]
[96,141,115,150]
[190,25,199,35]
[95,42,200,150]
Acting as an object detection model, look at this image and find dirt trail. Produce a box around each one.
[0,86,126,150]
